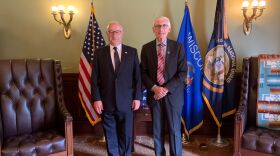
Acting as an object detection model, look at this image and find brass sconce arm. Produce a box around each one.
[51,5,76,39]
[254,8,264,19]
[52,13,64,25]
[242,8,255,35]
[241,0,266,36]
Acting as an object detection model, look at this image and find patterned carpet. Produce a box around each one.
[74,134,233,156]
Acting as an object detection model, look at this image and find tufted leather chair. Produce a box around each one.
[233,57,280,156]
[0,59,73,156]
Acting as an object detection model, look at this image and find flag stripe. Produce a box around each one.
[78,81,98,119]
[79,93,101,125]
[78,72,91,101]
[80,53,92,77]
[79,64,91,93]
[78,92,95,122]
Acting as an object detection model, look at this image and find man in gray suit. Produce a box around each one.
[140,16,188,156]
[92,21,141,156]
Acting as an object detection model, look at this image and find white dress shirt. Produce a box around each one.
[110,44,122,70]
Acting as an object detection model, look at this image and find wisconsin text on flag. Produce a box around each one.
[78,3,106,126]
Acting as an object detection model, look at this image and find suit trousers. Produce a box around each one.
[102,111,133,156]
[150,97,183,156]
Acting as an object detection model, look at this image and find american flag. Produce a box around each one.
[78,3,106,126]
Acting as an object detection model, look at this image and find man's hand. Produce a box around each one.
[93,101,103,114]
[152,86,169,100]
[132,100,140,111]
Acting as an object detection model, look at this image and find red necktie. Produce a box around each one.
[157,43,165,85]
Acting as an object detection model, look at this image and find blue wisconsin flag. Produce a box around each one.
[202,0,237,128]
[177,3,204,137]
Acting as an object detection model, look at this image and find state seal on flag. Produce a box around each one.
[204,45,229,85]
[185,61,194,85]
[185,61,195,93]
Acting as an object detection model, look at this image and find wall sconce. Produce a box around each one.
[242,0,266,35]
[51,5,77,39]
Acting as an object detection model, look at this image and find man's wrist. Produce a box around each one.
[151,85,157,92]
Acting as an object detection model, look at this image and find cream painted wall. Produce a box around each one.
[0,0,279,72]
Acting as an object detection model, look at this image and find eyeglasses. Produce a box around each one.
[154,24,169,30]
[108,30,122,34]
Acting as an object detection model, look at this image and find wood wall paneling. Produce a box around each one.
[62,73,103,137]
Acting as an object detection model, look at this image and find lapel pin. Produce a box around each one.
[125,52,128,54]
[167,51,170,54]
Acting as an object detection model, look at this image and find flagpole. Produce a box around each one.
[209,0,230,148]
[181,133,190,144]
[181,0,190,145]
[209,127,229,147]
[183,0,189,145]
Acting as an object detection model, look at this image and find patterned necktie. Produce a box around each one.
[157,43,165,85]
[113,47,120,73]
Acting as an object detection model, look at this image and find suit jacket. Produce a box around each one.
[141,39,188,108]
[92,44,142,112]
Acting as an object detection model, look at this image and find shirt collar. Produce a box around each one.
[156,39,167,47]
[110,44,122,51]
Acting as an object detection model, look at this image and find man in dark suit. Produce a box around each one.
[140,16,188,156]
[92,21,141,156]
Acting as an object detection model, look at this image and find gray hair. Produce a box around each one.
[153,16,171,28]
[106,21,123,31]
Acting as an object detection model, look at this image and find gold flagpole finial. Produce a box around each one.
[185,0,189,6]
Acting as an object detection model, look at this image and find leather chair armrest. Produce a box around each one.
[236,57,250,133]
[234,101,248,156]
[0,110,3,155]
[0,113,3,147]
[54,60,74,156]
[58,100,73,122]
[64,117,73,156]
[54,60,73,122]
[235,105,247,134]
[234,113,242,156]
[233,57,250,156]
